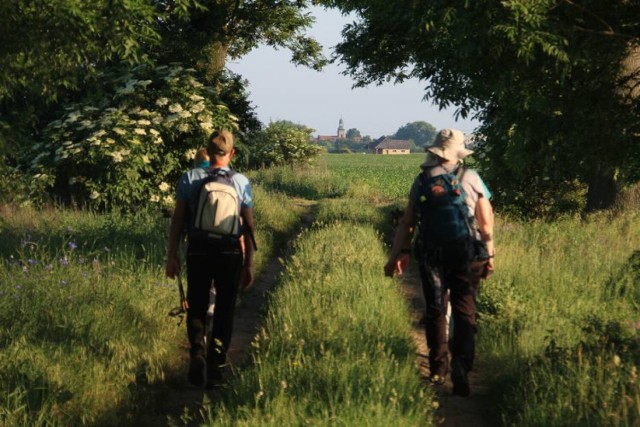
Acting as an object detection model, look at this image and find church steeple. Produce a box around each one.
[337,116,345,139]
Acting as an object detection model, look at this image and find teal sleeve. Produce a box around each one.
[479,176,492,200]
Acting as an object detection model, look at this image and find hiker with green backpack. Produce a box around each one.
[165,129,257,388]
[384,128,495,397]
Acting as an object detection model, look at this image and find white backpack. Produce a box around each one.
[191,169,241,242]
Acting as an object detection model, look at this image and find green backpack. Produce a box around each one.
[415,166,476,269]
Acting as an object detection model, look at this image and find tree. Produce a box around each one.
[346,128,361,139]
[0,0,199,159]
[155,0,327,81]
[320,0,640,213]
[250,121,322,168]
[1,0,325,158]
[393,121,436,148]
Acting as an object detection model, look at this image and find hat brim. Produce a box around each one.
[426,146,474,161]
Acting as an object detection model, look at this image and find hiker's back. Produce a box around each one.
[413,165,486,269]
[189,168,241,248]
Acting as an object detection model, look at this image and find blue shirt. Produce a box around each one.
[176,166,254,209]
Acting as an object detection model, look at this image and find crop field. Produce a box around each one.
[319,153,425,201]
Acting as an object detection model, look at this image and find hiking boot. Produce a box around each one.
[188,355,207,388]
[451,361,470,397]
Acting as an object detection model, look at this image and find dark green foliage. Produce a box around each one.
[345,128,361,139]
[153,0,327,80]
[0,0,197,156]
[320,0,640,215]
[393,121,436,148]
[1,0,324,199]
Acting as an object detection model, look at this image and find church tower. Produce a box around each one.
[337,117,346,139]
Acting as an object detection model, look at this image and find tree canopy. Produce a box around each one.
[321,0,640,213]
[393,121,436,147]
[1,0,329,207]
[1,0,325,152]
[346,128,361,139]
[154,0,327,81]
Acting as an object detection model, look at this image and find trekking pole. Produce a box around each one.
[168,274,189,325]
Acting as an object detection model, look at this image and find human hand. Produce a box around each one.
[384,254,409,277]
[165,256,180,279]
[240,265,254,291]
[482,257,494,279]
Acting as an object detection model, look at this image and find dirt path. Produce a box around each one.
[398,264,492,427]
[134,202,316,426]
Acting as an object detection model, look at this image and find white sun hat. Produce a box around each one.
[423,128,474,165]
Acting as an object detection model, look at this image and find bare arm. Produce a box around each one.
[475,196,495,276]
[384,197,415,277]
[165,199,187,278]
[239,206,256,290]
[475,197,494,254]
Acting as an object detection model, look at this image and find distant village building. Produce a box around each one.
[373,136,411,154]
[316,117,346,143]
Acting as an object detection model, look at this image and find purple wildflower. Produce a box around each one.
[45,264,53,272]
[59,257,69,266]
[68,242,78,250]
[27,258,37,265]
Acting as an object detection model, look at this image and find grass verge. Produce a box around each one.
[202,221,434,426]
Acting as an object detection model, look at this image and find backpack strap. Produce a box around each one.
[454,165,466,181]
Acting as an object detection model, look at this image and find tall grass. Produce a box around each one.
[202,221,434,426]
[0,208,179,425]
[0,183,305,425]
[479,211,640,425]
[250,184,306,273]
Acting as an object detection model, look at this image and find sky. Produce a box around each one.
[226,6,479,138]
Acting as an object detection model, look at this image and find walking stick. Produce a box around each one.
[168,274,189,325]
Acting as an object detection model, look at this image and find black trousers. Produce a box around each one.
[419,261,482,376]
[186,240,243,369]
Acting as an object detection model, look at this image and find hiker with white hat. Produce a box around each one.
[384,128,495,396]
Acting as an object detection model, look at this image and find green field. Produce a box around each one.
[320,153,425,201]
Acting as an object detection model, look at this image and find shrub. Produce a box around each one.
[25,64,238,211]
[249,121,322,168]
